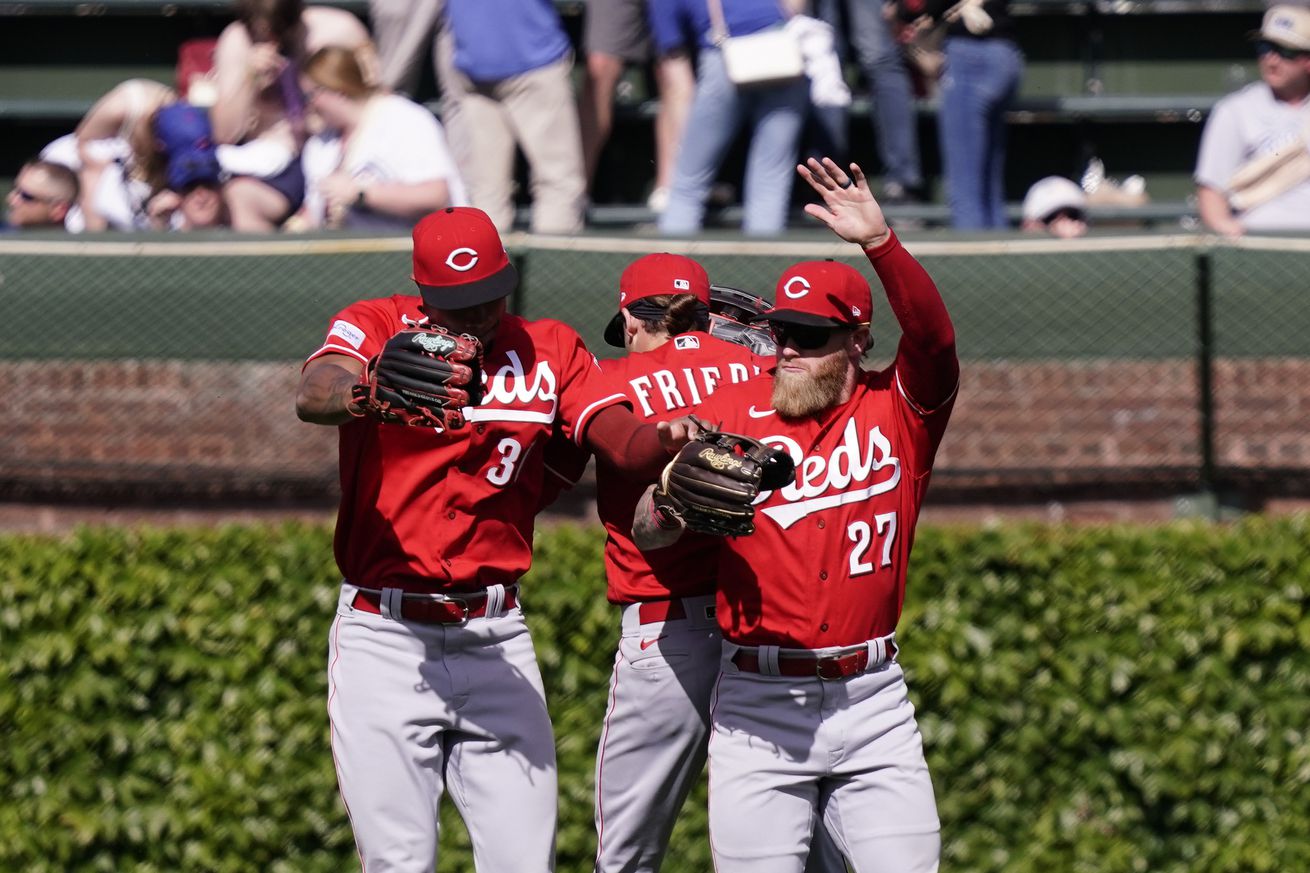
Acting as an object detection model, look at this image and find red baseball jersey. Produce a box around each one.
[596,331,764,603]
[306,294,626,592]
[695,366,956,648]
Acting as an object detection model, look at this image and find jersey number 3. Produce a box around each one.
[847,512,897,577]
[486,438,523,486]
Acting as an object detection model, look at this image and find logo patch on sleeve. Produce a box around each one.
[329,320,366,349]
[674,336,701,350]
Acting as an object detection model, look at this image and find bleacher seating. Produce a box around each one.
[0,0,1270,228]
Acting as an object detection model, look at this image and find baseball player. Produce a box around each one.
[590,253,764,873]
[295,206,693,873]
[633,157,960,872]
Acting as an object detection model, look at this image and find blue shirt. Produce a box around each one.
[648,0,785,54]
[446,0,571,81]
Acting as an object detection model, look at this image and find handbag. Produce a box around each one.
[707,0,805,88]
[894,0,993,96]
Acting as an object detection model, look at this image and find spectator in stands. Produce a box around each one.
[436,0,587,234]
[211,0,378,231]
[58,83,229,232]
[1021,176,1088,238]
[652,0,811,235]
[368,0,442,96]
[145,103,230,231]
[808,0,924,204]
[69,78,177,232]
[3,160,80,231]
[578,0,696,213]
[897,0,1023,229]
[1195,5,1310,237]
[293,46,466,230]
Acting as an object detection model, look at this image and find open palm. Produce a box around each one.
[797,157,891,249]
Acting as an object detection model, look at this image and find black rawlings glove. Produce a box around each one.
[351,326,483,429]
[652,430,796,537]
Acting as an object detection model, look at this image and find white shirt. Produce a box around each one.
[1195,82,1310,231]
[302,94,468,230]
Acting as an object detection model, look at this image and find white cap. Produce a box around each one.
[1255,5,1310,52]
[1022,176,1087,223]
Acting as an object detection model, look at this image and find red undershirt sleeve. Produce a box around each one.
[583,405,670,481]
[865,230,960,411]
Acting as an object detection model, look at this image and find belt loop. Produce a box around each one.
[379,587,403,621]
[867,637,885,667]
[757,645,781,676]
[483,583,507,618]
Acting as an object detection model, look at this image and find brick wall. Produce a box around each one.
[4,358,1306,498]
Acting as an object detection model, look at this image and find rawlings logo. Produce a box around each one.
[756,419,901,529]
[412,332,457,355]
[445,247,479,272]
[700,447,744,472]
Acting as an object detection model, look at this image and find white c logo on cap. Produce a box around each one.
[446,247,479,272]
[783,276,811,299]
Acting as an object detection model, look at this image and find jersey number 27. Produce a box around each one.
[847,512,897,577]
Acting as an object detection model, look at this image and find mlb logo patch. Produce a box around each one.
[673,278,691,291]
[675,336,701,350]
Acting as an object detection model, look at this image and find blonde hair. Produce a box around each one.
[304,46,375,100]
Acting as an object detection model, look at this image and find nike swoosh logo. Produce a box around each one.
[639,636,667,650]
[747,406,775,418]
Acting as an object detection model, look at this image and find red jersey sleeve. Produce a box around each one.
[548,321,629,444]
[304,298,400,368]
[866,231,959,415]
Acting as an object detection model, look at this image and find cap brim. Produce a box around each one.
[603,311,625,347]
[755,309,853,328]
[418,260,518,310]
[1248,29,1310,50]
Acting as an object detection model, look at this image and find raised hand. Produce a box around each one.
[797,157,891,250]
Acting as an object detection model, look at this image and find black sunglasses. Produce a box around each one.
[768,322,850,351]
[1256,40,1308,61]
[13,187,47,204]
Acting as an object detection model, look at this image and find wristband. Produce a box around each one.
[650,495,682,531]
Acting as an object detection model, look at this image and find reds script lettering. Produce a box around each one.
[629,363,755,417]
[756,419,901,529]
[466,351,559,423]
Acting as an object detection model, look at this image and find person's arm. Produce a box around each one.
[321,175,451,220]
[797,157,958,409]
[211,23,280,144]
[1194,99,1245,238]
[296,353,365,425]
[632,483,688,551]
[583,406,702,478]
[75,79,174,231]
[1197,184,1244,238]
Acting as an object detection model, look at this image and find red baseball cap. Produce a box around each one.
[604,253,711,347]
[411,207,518,309]
[765,260,873,327]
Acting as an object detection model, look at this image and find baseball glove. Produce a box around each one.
[351,326,484,429]
[652,430,796,537]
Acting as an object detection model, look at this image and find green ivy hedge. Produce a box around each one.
[1,517,1307,872]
